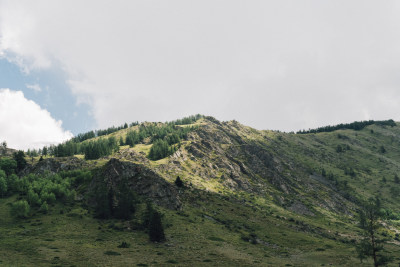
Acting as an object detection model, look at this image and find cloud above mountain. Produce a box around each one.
[0,88,73,150]
[1,1,400,132]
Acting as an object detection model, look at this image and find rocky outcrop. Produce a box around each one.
[89,158,181,210]
[0,147,17,157]
[113,148,150,164]
[21,157,88,176]
[177,117,356,214]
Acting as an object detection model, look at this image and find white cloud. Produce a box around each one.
[1,1,400,131]
[0,88,73,150]
[26,83,42,92]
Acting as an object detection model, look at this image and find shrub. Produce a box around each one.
[27,189,41,206]
[10,200,30,218]
[0,158,17,176]
[40,201,49,214]
[117,241,130,248]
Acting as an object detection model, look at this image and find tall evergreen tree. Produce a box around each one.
[356,198,392,266]
[13,151,27,172]
[114,185,136,220]
[94,184,114,219]
[147,207,165,242]
[175,176,184,187]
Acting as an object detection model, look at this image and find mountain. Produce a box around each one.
[0,116,399,266]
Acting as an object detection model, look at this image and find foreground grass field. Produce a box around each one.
[1,187,398,266]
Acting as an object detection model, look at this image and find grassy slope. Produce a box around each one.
[2,118,400,266]
[2,191,391,267]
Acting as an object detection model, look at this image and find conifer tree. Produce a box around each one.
[114,185,136,220]
[356,198,392,266]
[147,207,165,242]
[13,151,27,172]
[175,176,184,187]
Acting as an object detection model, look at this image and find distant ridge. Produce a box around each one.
[296,119,396,134]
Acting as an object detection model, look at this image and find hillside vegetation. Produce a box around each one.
[0,116,400,266]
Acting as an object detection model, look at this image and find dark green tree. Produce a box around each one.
[114,185,136,220]
[94,185,114,219]
[356,198,392,266]
[175,176,184,187]
[394,174,400,184]
[148,139,175,160]
[148,208,165,242]
[13,151,27,172]
[125,130,139,147]
[83,137,119,160]
[0,176,7,197]
[40,201,49,214]
[379,146,386,154]
[5,174,18,193]
[0,158,17,176]
[42,146,48,156]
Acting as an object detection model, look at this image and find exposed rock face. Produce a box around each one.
[0,147,17,157]
[172,117,355,214]
[90,158,181,210]
[183,119,289,193]
[287,201,315,216]
[113,148,150,164]
[21,157,88,176]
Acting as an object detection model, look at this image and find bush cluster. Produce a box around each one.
[0,164,90,218]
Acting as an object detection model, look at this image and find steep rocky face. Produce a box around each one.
[184,118,294,193]
[89,158,181,210]
[171,117,354,214]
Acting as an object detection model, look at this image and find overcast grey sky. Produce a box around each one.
[1,0,400,148]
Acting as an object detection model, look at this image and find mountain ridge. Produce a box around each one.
[1,115,400,266]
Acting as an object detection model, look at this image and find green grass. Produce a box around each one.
[2,187,392,266]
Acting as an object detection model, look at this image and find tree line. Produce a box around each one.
[71,121,139,143]
[70,114,202,143]
[23,115,203,161]
[123,123,196,160]
[297,119,396,134]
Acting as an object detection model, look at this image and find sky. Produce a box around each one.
[1,1,400,150]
